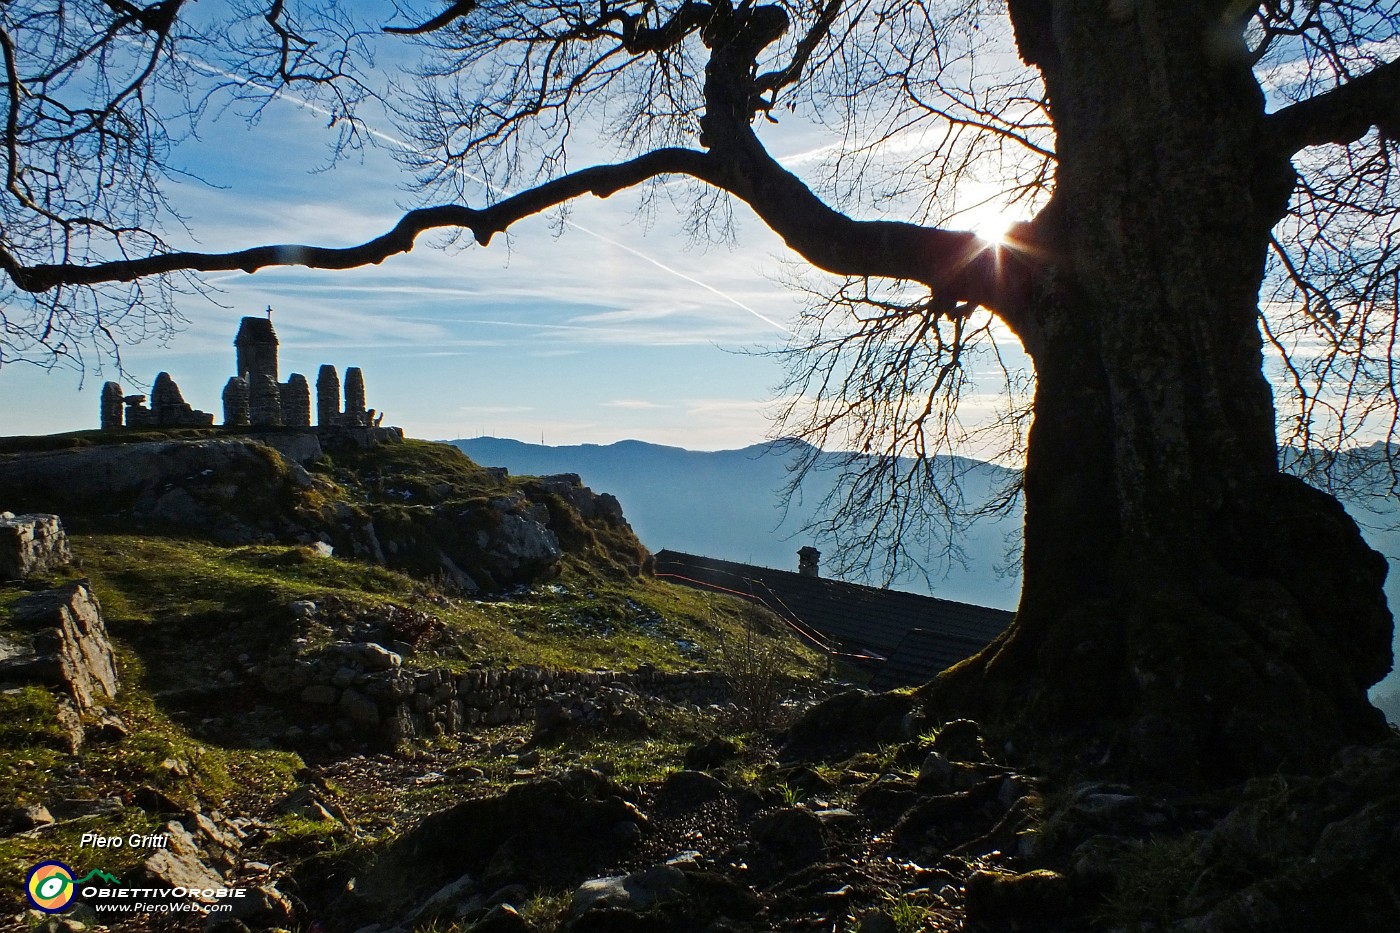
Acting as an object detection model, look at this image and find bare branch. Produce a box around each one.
[2,148,715,291]
[1270,54,1400,153]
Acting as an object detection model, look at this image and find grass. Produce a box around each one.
[1094,834,1203,927]
[69,531,824,678]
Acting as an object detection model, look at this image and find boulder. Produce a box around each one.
[751,806,826,866]
[1,582,119,711]
[571,865,689,916]
[0,513,71,580]
[782,689,915,762]
[345,773,646,924]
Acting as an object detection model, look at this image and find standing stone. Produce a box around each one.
[100,382,124,430]
[250,374,283,427]
[344,367,367,423]
[150,372,185,425]
[222,376,250,427]
[316,365,341,427]
[280,373,311,427]
[147,373,213,427]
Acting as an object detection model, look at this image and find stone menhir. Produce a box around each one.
[316,365,340,427]
[344,367,367,425]
[249,374,283,427]
[150,372,214,427]
[280,373,311,427]
[235,314,279,383]
[100,382,124,430]
[222,376,250,427]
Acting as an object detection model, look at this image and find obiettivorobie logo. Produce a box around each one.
[25,859,246,916]
[25,862,120,913]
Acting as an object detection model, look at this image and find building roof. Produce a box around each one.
[868,628,998,690]
[653,549,1012,685]
[235,316,278,344]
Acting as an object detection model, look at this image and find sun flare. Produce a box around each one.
[969,210,1016,245]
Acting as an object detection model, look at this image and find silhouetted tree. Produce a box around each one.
[3,1,1398,780]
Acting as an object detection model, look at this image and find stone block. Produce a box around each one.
[0,513,72,580]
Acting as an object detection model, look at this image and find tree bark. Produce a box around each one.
[933,2,1393,783]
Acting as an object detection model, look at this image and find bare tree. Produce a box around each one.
[2,0,1398,780]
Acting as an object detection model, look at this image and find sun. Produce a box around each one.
[967,208,1017,246]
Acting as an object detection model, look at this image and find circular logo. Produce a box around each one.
[26,861,76,913]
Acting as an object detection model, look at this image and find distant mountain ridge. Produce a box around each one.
[450,435,1400,722]
[450,436,1024,611]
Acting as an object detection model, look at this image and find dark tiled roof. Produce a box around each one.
[654,549,1012,684]
[869,629,996,690]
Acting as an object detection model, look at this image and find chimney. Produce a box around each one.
[798,546,821,578]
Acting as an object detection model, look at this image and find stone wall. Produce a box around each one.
[259,644,730,747]
[0,512,71,580]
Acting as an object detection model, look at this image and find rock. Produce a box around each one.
[5,803,56,831]
[335,642,401,670]
[683,736,740,771]
[228,883,294,927]
[751,806,825,866]
[411,873,481,926]
[2,582,119,711]
[466,903,531,933]
[0,438,302,538]
[133,786,183,814]
[0,513,71,580]
[933,719,988,763]
[851,908,899,933]
[54,696,85,754]
[347,776,648,918]
[274,786,338,823]
[571,865,689,916]
[781,689,915,761]
[964,869,1075,930]
[138,848,226,902]
[813,807,859,828]
[86,710,129,743]
[655,770,729,809]
[301,685,338,705]
[288,599,318,619]
[340,688,380,726]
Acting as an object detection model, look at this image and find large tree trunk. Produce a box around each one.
[933,3,1393,782]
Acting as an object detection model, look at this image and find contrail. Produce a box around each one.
[180,54,792,335]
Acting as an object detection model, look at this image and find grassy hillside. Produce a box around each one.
[0,435,827,916]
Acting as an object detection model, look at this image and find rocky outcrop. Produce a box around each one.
[0,512,71,580]
[0,582,118,712]
[0,436,646,594]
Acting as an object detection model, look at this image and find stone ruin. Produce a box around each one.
[99,311,385,432]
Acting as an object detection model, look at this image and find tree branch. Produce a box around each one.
[1269,55,1400,154]
[2,149,714,292]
